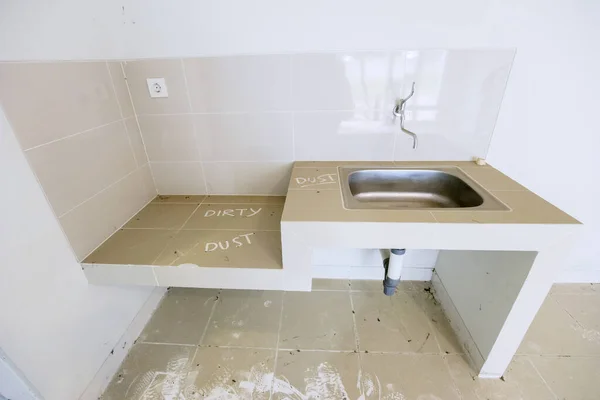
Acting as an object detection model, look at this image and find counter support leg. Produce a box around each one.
[432,245,566,378]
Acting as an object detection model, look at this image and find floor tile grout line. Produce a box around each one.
[269,291,286,400]
[526,356,559,399]
[348,288,366,398]
[139,341,198,347]
[199,290,221,346]
[426,312,464,398]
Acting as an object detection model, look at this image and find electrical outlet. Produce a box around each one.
[146,78,168,98]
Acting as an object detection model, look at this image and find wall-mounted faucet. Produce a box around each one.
[392,82,418,149]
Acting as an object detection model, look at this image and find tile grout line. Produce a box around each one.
[269,291,286,400]
[23,118,124,152]
[105,61,140,169]
[180,58,210,195]
[426,310,464,399]
[348,287,366,398]
[58,166,141,219]
[525,356,559,399]
[80,193,156,260]
[149,196,209,265]
[121,61,159,192]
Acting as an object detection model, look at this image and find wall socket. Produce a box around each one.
[146,78,168,98]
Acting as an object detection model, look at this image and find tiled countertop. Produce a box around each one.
[84,195,285,268]
[283,161,580,225]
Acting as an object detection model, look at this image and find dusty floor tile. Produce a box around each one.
[272,351,360,399]
[101,343,195,400]
[180,347,275,400]
[83,229,174,264]
[312,279,350,291]
[154,230,282,268]
[279,292,356,351]
[551,283,599,295]
[183,203,283,230]
[446,355,555,399]
[518,296,600,356]
[152,194,206,204]
[352,291,441,353]
[360,354,460,399]
[139,288,219,344]
[202,290,283,348]
[554,293,600,330]
[124,203,199,229]
[205,195,285,204]
[530,356,600,400]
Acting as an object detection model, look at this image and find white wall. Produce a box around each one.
[0,1,597,274]
[0,108,155,399]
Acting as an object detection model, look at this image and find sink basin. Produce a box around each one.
[339,167,509,211]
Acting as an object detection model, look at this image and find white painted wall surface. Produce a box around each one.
[0,0,598,279]
[0,108,155,399]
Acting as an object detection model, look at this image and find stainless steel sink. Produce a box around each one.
[339,166,509,211]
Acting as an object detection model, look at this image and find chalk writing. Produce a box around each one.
[205,233,254,252]
[204,208,262,217]
[295,173,337,188]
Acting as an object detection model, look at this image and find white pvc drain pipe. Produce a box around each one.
[383,248,406,295]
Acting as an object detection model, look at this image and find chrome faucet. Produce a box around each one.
[392,82,418,149]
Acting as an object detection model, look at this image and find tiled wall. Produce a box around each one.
[0,61,156,260]
[123,49,514,195]
[0,49,513,260]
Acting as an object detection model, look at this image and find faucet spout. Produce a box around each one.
[392,82,418,150]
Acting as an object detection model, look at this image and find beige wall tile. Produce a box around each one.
[139,288,218,344]
[123,59,190,115]
[203,290,282,348]
[124,203,199,229]
[27,121,137,216]
[293,110,396,161]
[291,53,394,111]
[138,114,200,162]
[102,344,195,400]
[60,166,154,260]
[0,61,121,149]
[203,162,292,195]
[139,163,157,198]
[84,229,174,265]
[279,291,355,350]
[194,113,293,161]
[183,203,282,230]
[107,61,134,118]
[184,55,291,112]
[124,117,149,166]
[150,162,206,194]
[154,230,282,268]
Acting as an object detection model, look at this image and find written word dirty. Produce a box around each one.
[295,174,337,188]
[205,233,254,253]
[204,208,262,218]
[122,354,418,400]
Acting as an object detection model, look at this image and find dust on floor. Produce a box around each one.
[101,281,600,399]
